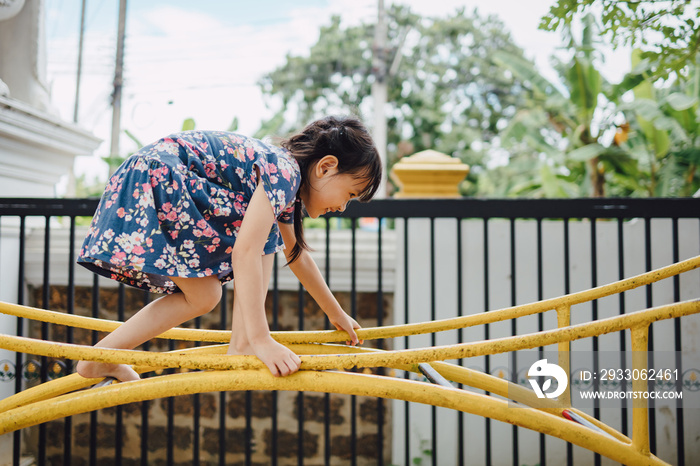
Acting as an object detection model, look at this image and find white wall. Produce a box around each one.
[19,225,396,293]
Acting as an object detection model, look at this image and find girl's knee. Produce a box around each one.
[199,279,223,312]
[180,276,222,315]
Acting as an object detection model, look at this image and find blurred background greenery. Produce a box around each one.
[73,0,699,199]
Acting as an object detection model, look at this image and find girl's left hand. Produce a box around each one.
[329,312,363,346]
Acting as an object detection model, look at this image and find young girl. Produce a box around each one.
[76,115,382,381]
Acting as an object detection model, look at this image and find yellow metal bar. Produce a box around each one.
[1,255,697,344]
[0,370,668,465]
[556,304,572,407]
[631,324,650,456]
[1,300,696,373]
[0,344,227,413]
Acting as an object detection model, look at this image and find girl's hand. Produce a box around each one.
[252,337,301,377]
[328,312,363,346]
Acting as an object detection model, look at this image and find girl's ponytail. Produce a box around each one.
[282,115,382,264]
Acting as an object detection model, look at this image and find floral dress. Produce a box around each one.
[78,130,300,294]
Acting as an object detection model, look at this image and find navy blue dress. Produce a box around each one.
[78,130,300,294]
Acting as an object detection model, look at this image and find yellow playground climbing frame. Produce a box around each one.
[1,255,699,465]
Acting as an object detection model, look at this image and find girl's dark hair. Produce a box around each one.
[281,115,382,264]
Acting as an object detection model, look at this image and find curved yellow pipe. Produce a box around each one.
[0,370,666,465]
[1,300,697,373]
[2,342,625,443]
[1,255,697,343]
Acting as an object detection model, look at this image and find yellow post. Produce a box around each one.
[631,324,650,456]
[389,150,469,198]
[556,305,572,407]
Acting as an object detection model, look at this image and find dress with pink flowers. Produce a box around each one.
[78,130,300,294]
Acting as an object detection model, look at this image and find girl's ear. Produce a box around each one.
[315,155,339,177]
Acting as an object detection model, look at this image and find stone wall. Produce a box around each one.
[23,285,393,465]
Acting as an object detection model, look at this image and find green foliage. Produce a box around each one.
[540,0,700,80]
[495,13,624,197]
[617,50,700,196]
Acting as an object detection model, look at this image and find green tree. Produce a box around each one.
[495,14,638,197]
[258,5,532,195]
[540,0,700,80]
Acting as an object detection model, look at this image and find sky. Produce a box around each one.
[44,0,631,186]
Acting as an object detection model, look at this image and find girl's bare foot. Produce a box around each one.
[227,341,254,356]
[76,360,140,383]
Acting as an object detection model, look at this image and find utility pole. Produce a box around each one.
[73,0,86,123]
[371,0,388,198]
[109,0,127,175]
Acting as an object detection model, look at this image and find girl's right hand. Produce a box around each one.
[252,337,302,377]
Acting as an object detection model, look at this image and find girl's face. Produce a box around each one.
[301,155,370,219]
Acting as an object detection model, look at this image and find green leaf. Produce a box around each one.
[664,93,698,112]
[181,118,196,131]
[124,129,144,149]
[227,116,239,132]
[568,143,606,162]
[492,50,560,100]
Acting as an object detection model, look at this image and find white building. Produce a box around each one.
[0,2,100,454]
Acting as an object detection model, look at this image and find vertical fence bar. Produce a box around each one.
[429,217,437,466]
[272,253,280,466]
[671,217,684,466]
[219,289,228,466]
[297,283,305,466]
[617,218,629,439]
[245,390,252,465]
[13,216,26,466]
[536,218,546,466]
[38,216,50,466]
[509,218,518,466]
[193,307,201,466]
[324,218,332,465]
[167,336,175,466]
[644,218,657,455]
[246,269,253,466]
[350,218,357,466]
[376,217,384,466]
[563,218,573,466]
[483,218,491,466]
[140,292,150,466]
[402,218,410,465]
[456,218,464,466]
[115,284,125,466]
[246,382,252,463]
[89,274,99,466]
[64,216,76,466]
[590,218,600,466]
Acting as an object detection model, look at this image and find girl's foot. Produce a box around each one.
[76,360,140,383]
[227,341,254,356]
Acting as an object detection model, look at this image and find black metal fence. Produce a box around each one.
[0,197,698,466]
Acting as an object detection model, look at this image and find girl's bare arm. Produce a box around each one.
[279,222,361,345]
[231,183,301,376]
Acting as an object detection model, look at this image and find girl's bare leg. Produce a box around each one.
[228,253,275,355]
[76,275,223,382]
